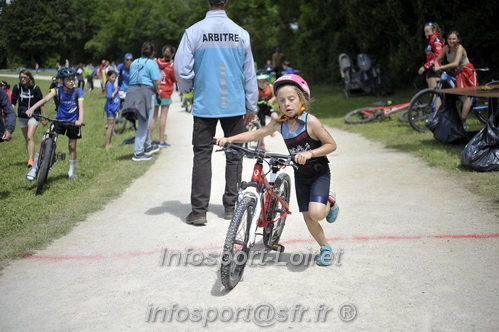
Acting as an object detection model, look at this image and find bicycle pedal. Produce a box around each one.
[57,152,66,160]
[272,244,285,252]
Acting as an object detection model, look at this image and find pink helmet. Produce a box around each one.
[273,74,311,100]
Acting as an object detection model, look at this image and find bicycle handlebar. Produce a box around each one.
[33,114,85,126]
[216,142,297,168]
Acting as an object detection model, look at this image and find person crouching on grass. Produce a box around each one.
[215,74,340,266]
[104,70,120,148]
[25,67,84,181]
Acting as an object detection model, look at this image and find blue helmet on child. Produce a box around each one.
[57,67,76,78]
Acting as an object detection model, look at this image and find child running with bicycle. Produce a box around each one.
[215,74,339,266]
[25,67,84,181]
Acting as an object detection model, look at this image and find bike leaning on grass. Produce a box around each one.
[31,114,84,195]
[217,143,295,289]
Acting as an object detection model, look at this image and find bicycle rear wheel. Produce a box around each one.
[473,81,499,124]
[36,138,53,195]
[220,196,255,289]
[344,107,379,124]
[408,88,440,132]
[263,173,291,248]
[243,121,262,151]
[398,108,410,122]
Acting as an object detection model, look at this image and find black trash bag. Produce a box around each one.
[425,95,467,144]
[460,112,499,172]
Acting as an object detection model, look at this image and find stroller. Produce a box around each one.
[338,53,382,98]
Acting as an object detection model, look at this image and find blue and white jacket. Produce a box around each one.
[174,10,258,118]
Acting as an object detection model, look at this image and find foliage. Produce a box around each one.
[1,0,497,86]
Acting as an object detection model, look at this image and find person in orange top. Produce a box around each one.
[256,72,279,150]
[149,45,177,147]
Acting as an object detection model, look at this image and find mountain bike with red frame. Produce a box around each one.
[344,100,410,124]
[217,143,295,289]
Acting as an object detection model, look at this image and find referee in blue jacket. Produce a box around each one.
[175,0,258,225]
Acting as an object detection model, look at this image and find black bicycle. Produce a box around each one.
[32,114,83,195]
[408,68,499,132]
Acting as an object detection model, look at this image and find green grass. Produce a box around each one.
[311,84,499,209]
[0,76,155,267]
[1,76,497,268]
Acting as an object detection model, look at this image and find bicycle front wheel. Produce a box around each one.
[243,121,262,151]
[113,111,127,135]
[408,88,441,132]
[344,107,379,124]
[263,173,291,248]
[36,138,53,195]
[473,81,499,124]
[220,196,255,289]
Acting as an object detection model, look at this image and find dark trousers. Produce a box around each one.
[191,115,244,216]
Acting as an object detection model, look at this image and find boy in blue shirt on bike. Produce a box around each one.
[25,67,85,180]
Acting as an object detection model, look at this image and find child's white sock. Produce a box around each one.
[68,160,77,179]
[32,153,40,172]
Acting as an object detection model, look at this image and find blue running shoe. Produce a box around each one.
[326,190,339,223]
[316,246,332,266]
[158,142,171,147]
[144,145,160,155]
[132,153,153,161]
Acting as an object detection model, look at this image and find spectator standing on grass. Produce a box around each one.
[25,67,84,181]
[175,0,258,225]
[418,22,443,90]
[123,42,161,161]
[256,72,279,151]
[11,69,47,167]
[0,81,12,101]
[84,64,94,91]
[117,53,136,130]
[434,31,477,128]
[215,74,340,266]
[104,70,120,149]
[272,47,285,79]
[0,88,15,143]
[117,53,134,94]
[76,64,85,90]
[149,45,177,147]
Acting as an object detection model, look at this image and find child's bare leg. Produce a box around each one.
[303,210,329,247]
[461,97,472,122]
[149,105,159,142]
[105,118,114,148]
[68,139,78,179]
[159,105,170,143]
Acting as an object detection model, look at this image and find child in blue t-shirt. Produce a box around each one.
[104,70,120,148]
[25,67,84,181]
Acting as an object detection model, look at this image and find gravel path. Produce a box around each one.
[1,94,497,331]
